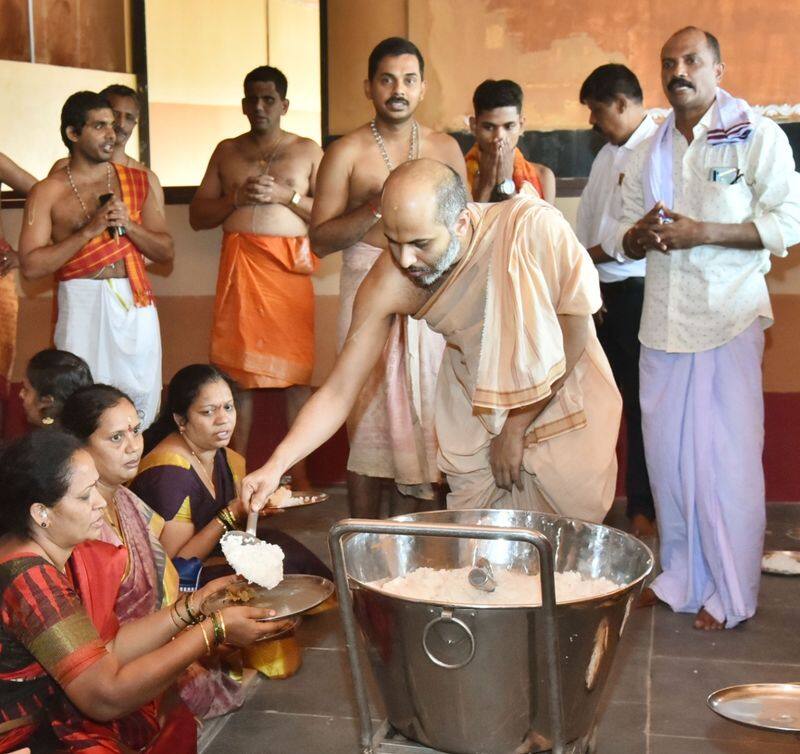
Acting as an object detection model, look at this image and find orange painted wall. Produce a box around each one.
[327,0,800,134]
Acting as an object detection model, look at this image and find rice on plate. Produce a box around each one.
[221,535,285,589]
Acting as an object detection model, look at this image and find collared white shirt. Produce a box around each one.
[615,102,800,353]
[576,114,659,283]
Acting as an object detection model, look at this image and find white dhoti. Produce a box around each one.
[54,278,162,428]
[640,321,766,628]
[338,242,444,498]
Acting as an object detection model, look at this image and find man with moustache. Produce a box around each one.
[617,27,800,630]
[576,64,658,537]
[242,159,621,523]
[19,91,173,427]
[52,85,165,216]
[310,38,466,517]
[190,67,322,486]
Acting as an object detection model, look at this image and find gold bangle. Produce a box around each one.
[210,610,225,645]
[172,598,191,626]
[222,506,237,528]
[215,509,234,532]
[199,621,213,655]
[169,603,183,629]
[185,593,202,624]
[216,610,227,643]
[178,595,195,625]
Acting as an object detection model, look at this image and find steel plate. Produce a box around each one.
[202,574,334,621]
[707,683,800,732]
[266,491,330,510]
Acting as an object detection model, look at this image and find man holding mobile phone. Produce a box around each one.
[19,91,173,428]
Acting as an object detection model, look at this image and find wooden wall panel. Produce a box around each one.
[0,0,31,62]
[33,0,128,72]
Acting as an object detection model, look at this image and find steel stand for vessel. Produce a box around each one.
[328,519,573,754]
[369,721,596,754]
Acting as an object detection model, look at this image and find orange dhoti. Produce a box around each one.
[210,233,318,389]
[0,272,17,398]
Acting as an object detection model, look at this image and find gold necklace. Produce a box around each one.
[182,435,216,493]
[66,162,112,221]
[252,132,285,174]
[249,132,285,234]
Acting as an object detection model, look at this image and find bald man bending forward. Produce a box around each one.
[243,160,621,520]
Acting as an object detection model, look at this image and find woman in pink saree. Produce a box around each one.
[60,384,244,718]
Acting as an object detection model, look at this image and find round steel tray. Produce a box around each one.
[707,683,800,732]
[267,491,329,509]
[202,574,334,621]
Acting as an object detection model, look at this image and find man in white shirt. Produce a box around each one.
[618,27,800,630]
[576,64,658,537]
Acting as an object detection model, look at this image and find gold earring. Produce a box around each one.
[42,416,54,426]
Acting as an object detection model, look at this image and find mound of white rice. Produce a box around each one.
[372,566,619,605]
[221,535,285,589]
[762,552,800,574]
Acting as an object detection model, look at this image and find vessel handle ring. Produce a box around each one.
[422,608,476,670]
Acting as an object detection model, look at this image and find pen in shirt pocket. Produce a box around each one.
[710,167,744,185]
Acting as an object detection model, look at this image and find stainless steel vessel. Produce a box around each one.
[329,510,653,754]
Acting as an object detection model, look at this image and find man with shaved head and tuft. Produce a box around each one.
[243,158,622,521]
[617,27,800,631]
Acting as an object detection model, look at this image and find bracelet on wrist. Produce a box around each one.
[210,610,226,645]
[185,594,203,624]
[199,620,213,655]
[169,603,184,629]
[367,201,382,221]
[215,510,235,532]
[172,598,193,626]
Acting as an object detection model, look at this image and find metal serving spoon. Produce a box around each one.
[468,556,497,593]
[220,510,261,548]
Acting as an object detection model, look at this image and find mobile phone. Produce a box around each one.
[98,193,127,238]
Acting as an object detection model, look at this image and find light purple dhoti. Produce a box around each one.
[640,321,765,628]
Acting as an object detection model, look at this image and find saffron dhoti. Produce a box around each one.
[211,232,317,389]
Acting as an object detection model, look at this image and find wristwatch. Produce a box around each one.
[494,178,516,197]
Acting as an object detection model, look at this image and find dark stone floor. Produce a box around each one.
[202,492,800,754]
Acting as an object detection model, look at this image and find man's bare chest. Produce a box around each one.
[220,150,309,191]
[51,183,107,240]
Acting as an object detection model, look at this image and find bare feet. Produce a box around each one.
[637,586,660,609]
[630,513,657,538]
[693,608,724,631]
